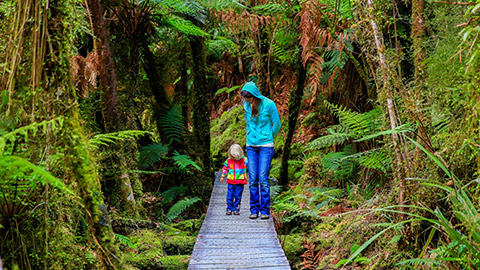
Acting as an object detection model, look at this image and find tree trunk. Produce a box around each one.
[190,35,213,180]
[279,46,307,186]
[88,0,140,217]
[88,0,120,132]
[366,0,405,203]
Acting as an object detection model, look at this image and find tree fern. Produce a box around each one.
[207,38,239,60]
[88,130,152,149]
[138,143,169,169]
[158,105,183,144]
[165,197,201,223]
[165,15,209,37]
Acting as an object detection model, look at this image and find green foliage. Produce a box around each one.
[159,105,183,144]
[88,130,152,149]
[214,84,241,96]
[0,155,72,194]
[165,197,201,223]
[172,151,202,172]
[139,142,169,169]
[115,233,136,249]
[0,117,64,155]
[161,185,188,205]
[165,15,209,37]
[336,243,370,267]
[206,38,238,59]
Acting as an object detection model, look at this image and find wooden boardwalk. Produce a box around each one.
[188,172,290,270]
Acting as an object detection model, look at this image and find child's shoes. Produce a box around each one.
[233,211,240,215]
[226,210,232,215]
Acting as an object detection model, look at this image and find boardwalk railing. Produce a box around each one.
[188,172,290,269]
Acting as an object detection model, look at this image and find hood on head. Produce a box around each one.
[241,82,262,99]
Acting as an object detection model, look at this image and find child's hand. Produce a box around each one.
[220,177,224,183]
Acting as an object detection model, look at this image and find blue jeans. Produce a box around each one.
[226,184,244,212]
[247,146,274,215]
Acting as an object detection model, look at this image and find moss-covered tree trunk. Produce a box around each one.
[88,0,140,217]
[190,35,213,181]
[279,45,306,186]
[0,0,119,267]
[49,1,119,267]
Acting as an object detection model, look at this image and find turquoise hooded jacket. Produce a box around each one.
[241,82,281,146]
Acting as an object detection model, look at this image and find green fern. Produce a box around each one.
[207,38,239,60]
[138,143,169,169]
[325,101,382,138]
[165,15,209,37]
[0,117,64,155]
[172,151,202,172]
[160,185,187,205]
[165,197,201,223]
[358,149,391,173]
[159,105,183,144]
[305,132,350,151]
[88,130,152,149]
[252,3,285,15]
[214,85,242,96]
[0,155,73,194]
[115,233,136,249]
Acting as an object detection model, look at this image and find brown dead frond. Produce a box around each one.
[70,51,100,99]
[299,1,356,101]
[299,241,323,269]
[214,10,273,35]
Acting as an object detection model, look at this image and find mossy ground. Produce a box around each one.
[119,216,203,269]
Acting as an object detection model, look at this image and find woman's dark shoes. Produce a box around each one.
[260,214,269,219]
[233,211,240,215]
[226,210,232,215]
[249,214,258,219]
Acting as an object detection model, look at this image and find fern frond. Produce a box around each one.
[358,149,391,173]
[115,233,136,249]
[252,3,285,15]
[214,85,241,96]
[354,123,414,142]
[207,38,239,59]
[89,130,152,149]
[159,106,183,144]
[270,185,283,200]
[138,143,169,169]
[305,133,350,151]
[165,15,209,37]
[321,151,349,171]
[0,117,64,155]
[0,155,73,194]
[326,101,383,137]
[161,185,187,204]
[165,197,201,223]
[172,151,202,172]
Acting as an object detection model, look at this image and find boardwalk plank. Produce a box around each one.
[188,172,290,270]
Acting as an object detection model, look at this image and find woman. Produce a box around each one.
[240,82,281,220]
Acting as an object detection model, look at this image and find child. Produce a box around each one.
[220,144,248,215]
